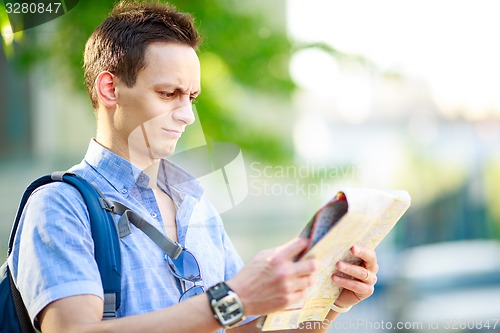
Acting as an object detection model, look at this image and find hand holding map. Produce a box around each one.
[261,188,411,331]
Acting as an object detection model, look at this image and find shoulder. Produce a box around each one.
[24,180,90,229]
[29,180,86,206]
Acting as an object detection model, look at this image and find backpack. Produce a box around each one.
[0,172,122,333]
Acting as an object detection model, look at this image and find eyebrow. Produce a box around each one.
[153,82,201,96]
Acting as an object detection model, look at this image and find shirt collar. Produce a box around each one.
[83,139,204,203]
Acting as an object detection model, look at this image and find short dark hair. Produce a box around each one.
[84,1,200,109]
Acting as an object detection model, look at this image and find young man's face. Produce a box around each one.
[113,42,201,162]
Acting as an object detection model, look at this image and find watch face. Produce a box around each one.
[213,293,245,326]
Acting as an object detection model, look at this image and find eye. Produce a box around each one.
[159,91,176,99]
[190,95,199,104]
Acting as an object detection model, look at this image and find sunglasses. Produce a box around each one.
[164,248,205,302]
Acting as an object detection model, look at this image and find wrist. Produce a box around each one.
[226,279,252,314]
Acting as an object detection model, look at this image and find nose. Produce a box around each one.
[172,101,195,125]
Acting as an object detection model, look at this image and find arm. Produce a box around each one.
[39,293,221,333]
[229,245,378,333]
[35,226,221,333]
[39,238,318,333]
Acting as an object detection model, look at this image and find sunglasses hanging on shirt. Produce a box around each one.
[165,249,205,301]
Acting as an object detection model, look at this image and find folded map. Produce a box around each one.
[261,188,411,331]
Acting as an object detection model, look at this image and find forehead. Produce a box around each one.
[140,42,201,88]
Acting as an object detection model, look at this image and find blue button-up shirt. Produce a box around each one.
[9,139,245,328]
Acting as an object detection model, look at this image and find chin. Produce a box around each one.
[151,145,177,159]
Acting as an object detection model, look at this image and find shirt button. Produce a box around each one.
[121,188,128,194]
[150,212,157,218]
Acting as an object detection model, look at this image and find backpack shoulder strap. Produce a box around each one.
[8,172,121,319]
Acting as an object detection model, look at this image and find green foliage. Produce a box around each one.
[3,0,296,163]
[173,0,295,162]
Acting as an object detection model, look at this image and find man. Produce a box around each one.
[8,1,378,332]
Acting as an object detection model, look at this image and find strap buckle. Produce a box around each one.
[103,293,117,320]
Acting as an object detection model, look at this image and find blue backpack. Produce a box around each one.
[0,172,122,333]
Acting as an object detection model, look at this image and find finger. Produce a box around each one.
[272,237,309,263]
[292,258,319,277]
[282,289,308,309]
[332,274,375,299]
[335,261,376,284]
[351,245,378,272]
[288,274,315,293]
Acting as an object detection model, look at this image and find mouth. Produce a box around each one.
[162,128,183,139]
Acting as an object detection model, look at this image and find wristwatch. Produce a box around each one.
[207,282,246,328]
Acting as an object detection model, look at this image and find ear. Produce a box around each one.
[95,71,116,108]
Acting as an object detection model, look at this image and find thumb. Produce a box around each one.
[273,237,309,263]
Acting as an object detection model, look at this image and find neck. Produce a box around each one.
[96,113,163,187]
[143,160,161,189]
[94,134,162,189]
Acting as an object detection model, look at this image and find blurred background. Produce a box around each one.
[1,0,500,332]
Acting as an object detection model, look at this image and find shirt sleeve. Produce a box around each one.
[221,229,261,327]
[221,228,245,282]
[8,182,104,324]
